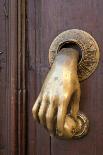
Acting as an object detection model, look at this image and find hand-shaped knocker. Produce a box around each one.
[32,29,99,139]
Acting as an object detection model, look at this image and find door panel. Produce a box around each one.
[27,0,103,155]
[0,0,9,154]
[27,1,50,155]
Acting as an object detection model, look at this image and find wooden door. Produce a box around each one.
[1,0,103,155]
[26,0,103,155]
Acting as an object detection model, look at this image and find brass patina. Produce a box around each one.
[32,29,99,139]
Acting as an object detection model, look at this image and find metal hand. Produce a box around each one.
[32,48,80,138]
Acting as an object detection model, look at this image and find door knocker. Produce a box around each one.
[32,29,100,139]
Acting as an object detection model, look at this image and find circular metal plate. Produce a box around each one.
[49,29,100,81]
[74,112,89,138]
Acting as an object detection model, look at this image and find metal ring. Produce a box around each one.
[74,112,89,138]
[49,29,100,81]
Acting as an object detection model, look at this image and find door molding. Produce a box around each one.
[8,0,26,154]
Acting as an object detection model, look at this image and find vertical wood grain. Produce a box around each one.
[26,0,51,155]
[17,0,27,154]
[8,0,18,154]
[0,0,9,154]
[0,0,27,154]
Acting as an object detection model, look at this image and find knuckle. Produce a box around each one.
[51,95,58,103]
[60,97,68,105]
[63,96,68,102]
[42,94,47,101]
[50,96,55,102]
[35,99,40,105]
[46,113,52,122]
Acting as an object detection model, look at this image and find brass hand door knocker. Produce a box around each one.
[32,29,100,139]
